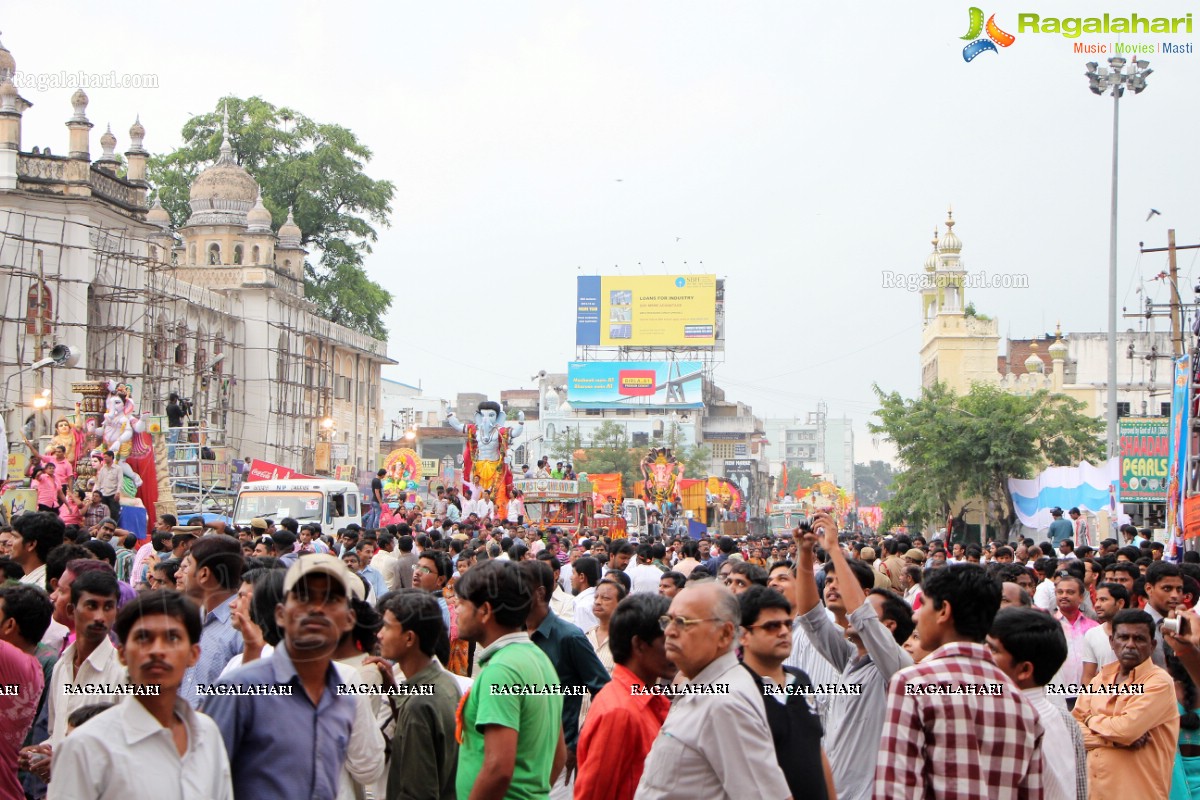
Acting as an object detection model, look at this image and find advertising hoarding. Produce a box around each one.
[1118,417,1168,503]
[576,275,717,346]
[724,459,754,503]
[567,361,704,408]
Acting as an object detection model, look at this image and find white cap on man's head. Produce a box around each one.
[282,553,365,601]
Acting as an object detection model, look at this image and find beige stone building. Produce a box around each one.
[0,35,392,484]
[918,209,1169,417]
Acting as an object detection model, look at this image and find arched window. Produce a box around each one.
[175,325,189,366]
[25,282,52,335]
[189,244,196,264]
[251,245,260,265]
[153,320,167,360]
[283,259,291,273]
[207,243,221,265]
[232,245,243,265]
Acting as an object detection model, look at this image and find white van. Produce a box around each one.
[233,480,363,533]
[622,498,648,538]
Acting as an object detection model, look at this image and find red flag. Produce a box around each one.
[779,462,788,499]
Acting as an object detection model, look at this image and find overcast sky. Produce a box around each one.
[8,2,1200,463]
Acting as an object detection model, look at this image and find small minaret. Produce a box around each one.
[94,123,120,173]
[66,88,92,161]
[275,207,307,286]
[1048,323,1068,391]
[934,207,966,314]
[0,78,19,190]
[125,116,147,183]
[920,226,939,324]
[125,116,149,208]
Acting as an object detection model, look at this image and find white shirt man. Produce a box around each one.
[1033,576,1056,612]
[626,560,664,595]
[47,695,233,800]
[573,585,598,631]
[478,498,495,520]
[550,584,576,621]
[1022,686,1085,800]
[48,635,128,745]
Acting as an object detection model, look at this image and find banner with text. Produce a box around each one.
[576,275,717,346]
[1119,417,1169,502]
[567,361,704,409]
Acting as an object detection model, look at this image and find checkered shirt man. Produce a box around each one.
[875,641,1044,800]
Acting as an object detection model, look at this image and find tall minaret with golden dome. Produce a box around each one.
[920,227,939,324]
[918,207,1001,392]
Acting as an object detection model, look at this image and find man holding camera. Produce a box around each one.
[165,392,189,459]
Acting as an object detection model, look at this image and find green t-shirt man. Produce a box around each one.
[457,637,563,800]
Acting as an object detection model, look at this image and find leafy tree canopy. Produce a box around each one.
[147,95,395,339]
[853,460,896,506]
[779,466,817,496]
[869,382,1104,534]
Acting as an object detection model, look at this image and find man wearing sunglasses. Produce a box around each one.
[635,582,792,800]
[739,585,834,800]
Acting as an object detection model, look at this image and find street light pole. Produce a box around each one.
[1106,84,1120,460]
[1086,56,1152,458]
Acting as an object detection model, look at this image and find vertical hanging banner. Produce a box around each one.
[1167,355,1191,539]
[1118,418,1169,502]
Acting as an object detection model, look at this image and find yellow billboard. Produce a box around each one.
[576,275,717,346]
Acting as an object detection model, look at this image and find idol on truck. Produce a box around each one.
[445,399,524,518]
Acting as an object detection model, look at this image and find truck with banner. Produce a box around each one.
[513,478,596,536]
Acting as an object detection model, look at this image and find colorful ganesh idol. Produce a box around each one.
[445,400,524,520]
[98,381,158,533]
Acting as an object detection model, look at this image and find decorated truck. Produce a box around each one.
[513,478,598,536]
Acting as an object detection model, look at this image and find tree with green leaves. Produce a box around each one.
[779,465,818,496]
[854,460,896,505]
[148,96,394,339]
[870,382,1104,537]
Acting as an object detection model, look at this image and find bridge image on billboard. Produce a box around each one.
[576,275,717,346]
[567,361,705,409]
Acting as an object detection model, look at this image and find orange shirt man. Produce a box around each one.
[576,595,675,800]
[1073,609,1180,798]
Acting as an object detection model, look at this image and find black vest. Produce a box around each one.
[740,662,827,800]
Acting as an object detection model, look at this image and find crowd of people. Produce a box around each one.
[2,499,1200,799]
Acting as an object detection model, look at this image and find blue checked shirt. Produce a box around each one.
[179,594,243,707]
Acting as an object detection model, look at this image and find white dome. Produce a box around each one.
[147,197,170,227]
[186,115,259,227]
[277,207,302,248]
[246,190,272,233]
[1024,343,1045,373]
[938,209,962,253]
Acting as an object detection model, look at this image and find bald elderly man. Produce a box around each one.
[634,583,794,800]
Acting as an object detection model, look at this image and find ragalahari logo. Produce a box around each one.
[962,7,1016,61]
